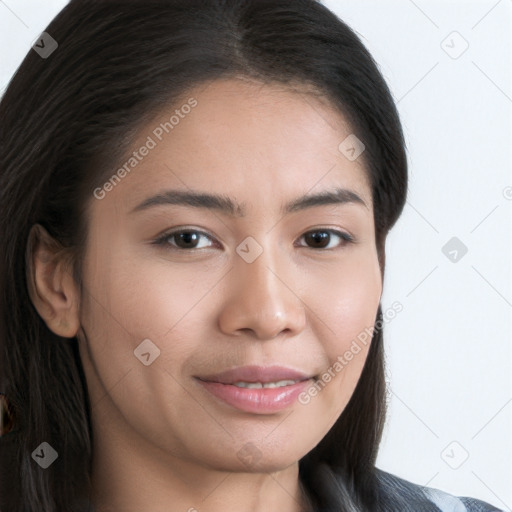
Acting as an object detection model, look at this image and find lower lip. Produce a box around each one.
[196,378,313,414]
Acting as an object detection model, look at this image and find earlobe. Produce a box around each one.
[25,223,81,338]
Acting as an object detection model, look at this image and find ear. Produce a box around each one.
[25,224,81,338]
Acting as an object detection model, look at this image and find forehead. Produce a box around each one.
[93,77,372,216]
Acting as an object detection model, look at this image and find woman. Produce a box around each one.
[0,1,503,510]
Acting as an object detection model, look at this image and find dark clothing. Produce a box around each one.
[374,467,505,511]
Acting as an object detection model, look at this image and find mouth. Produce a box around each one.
[196,364,316,385]
[194,365,317,414]
[220,379,307,389]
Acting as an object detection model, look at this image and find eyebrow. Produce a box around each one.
[129,186,369,217]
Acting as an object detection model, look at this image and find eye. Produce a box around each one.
[152,229,216,250]
[297,228,355,250]
[152,227,355,252]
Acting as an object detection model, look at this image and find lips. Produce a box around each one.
[196,365,314,385]
[195,365,316,413]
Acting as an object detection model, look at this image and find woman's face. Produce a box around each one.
[77,77,382,473]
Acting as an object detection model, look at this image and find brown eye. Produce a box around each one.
[173,231,202,249]
[299,229,354,250]
[153,229,215,250]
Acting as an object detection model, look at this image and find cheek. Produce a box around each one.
[79,246,226,406]
[84,242,207,339]
[312,252,382,347]
[303,254,381,406]
[78,251,217,451]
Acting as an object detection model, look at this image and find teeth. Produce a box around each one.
[233,380,299,389]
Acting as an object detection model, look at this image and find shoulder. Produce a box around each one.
[374,467,505,512]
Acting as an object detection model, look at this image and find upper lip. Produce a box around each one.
[196,365,314,384]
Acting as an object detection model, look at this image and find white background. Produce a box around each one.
[1,0,511,509]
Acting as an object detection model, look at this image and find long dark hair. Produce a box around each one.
[0,1,408,510]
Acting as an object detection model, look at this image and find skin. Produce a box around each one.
[28,77,382,512]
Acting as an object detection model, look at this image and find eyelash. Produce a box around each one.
[152,227,355,251]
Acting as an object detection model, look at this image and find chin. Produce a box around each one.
[201,449,301,474]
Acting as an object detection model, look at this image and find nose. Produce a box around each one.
[217,246,306,340]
